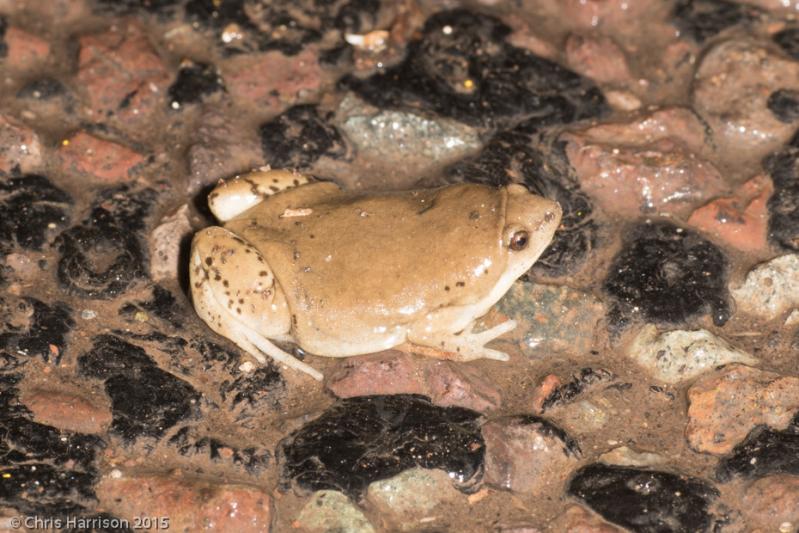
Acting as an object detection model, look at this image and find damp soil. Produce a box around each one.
[0,1,798,532]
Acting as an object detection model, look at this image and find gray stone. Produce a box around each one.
[338,94,481,181]
[732,254,799,321]
[295,490,375,533]
[366,468,462,531]
[497,282,604,357]
[626,324,758,384]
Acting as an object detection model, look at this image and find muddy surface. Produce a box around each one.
[1,1,799,532]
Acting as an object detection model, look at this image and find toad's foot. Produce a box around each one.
[212,306,324,381]
[407,320,517,362]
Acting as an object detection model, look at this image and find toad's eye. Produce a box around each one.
[509,230,529,251]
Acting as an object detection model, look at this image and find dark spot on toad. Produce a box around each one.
[456,281,465,287]
[259,271,268,277]
[236,308,241,314]
[445,285,450,291]
[223,280,229,287]
[469,210,480,220]
[205,257,213,266]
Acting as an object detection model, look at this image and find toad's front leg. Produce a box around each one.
[406,316,516,362]
[190,226,323,380]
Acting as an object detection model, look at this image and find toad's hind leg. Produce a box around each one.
[190,226,323,380]
[208,168,311,221]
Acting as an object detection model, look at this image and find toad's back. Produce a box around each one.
[225,183,509,332]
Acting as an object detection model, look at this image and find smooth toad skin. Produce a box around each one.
[190,169,562,380]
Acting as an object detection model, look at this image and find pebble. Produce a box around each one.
[686,364,799,455]
[97,473,273,533]
[498,282,604,357]
[732,254,799,321]
[327,350,501,412]
[365,468,462,531]
[483,415,581,495]
[626,324,758,384]
[294,490,375,533]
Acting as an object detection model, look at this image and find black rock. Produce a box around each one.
[0,17,7,58]
[716,415,799,481]
[767,89,799,123]
[118,284,184,329]
[539,368,615,412]
[568,463,720,533]
[673,0,759,43]
[78,335,200,440]
[447,123,599,276]
[168,427,271,472]
[0,296,74,364]
[774,27,799,60]
[16,77,68,100]
[57,186,155,299]
[278,394,484,499]
[93,0,181,15]
[185,0,379,56]
[763,146,799,250]
[260,104,347,169]
[0,174,72,253]
[604,221,730,331]
[0,365,104,517]
[219,364,284,411]
[167,61,224,108]
[343,9,605,129]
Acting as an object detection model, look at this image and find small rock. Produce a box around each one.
[294,490,375,533]
[687,174,772,254]
[568,464,720,533]
[59,132,145,183]
[765,143,799,251]
[565,34,632,86]
[693,39,799,170]
[149,204,192,282]
[731,254,799,321]
[3,27,50,70]
[187,104,265,194]
[626,324,757,384]
[548,504,626,533]
[686,364,799,455]
[76,21,170,125]
[531,368,615,413]
[603,89,642,111]
[741,474,799,532]
[483,415,581,495]
[278,395,484,498]
[337,94,481,185]
[97,473,273,533]
[223,48,322,113]
[598,445,668,468]
[565,133,726,219]
[21,388,111,434]
[327,351,501,412]
[767,89,799,124]
[498,282,604,357]
[604,221,731,330]
[366,468,462,531]
[0,114,43,173]
[167,60,224,109]
[716,418,799,480]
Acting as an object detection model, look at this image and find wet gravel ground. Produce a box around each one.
[1,0,799,531]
